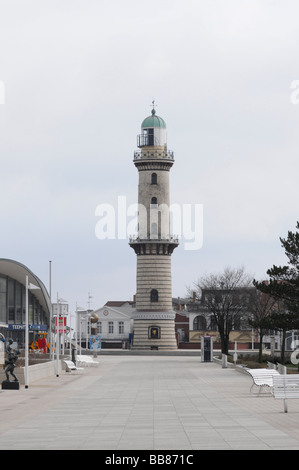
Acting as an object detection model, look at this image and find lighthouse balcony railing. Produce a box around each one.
[129,235,179,244]
[134,149,174,161]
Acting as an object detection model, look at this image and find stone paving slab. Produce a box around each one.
[0,355,299,450]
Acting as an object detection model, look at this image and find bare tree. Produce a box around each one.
[247,288,277,362]
[191,266,253,355]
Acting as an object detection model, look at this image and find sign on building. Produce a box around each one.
[8,324,48,331]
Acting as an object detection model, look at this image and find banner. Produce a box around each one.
[55,316,67,334]
[90,334,101,350]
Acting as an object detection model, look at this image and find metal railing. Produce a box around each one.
[137,134,156,147]
[129,235,179,244]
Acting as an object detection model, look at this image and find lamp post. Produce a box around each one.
[55,296,68,377]
[25,275,40,389]
[69,310,76,360]
[76,305,85,355]
[78,311,82,355]
[56,297,60,377]
[49,260,54,360]
[86,314,89,351]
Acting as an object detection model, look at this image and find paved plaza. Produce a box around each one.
[1,354,299,450]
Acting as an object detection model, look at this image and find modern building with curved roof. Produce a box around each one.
[0,258,51,346]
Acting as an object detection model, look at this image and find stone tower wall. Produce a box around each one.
[136,254,172,311]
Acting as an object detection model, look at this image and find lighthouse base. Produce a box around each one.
[132,312,178,350]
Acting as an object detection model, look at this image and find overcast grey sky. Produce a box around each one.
[0,0,298,312]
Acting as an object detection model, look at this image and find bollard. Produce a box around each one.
[222,354,227,368]
[72,348,76,365]
[233,352,238,364]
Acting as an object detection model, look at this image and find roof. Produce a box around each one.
[141,109,166,129]
[105,301,134,307]
[94,302,135,320]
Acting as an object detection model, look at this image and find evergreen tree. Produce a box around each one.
[254,222,299,362]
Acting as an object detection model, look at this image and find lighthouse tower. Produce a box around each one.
[129,104,179,350]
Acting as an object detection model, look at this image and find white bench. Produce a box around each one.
[63,360,84,374]
[267,361,277,370]
[76,355,99,367]
[246,368,280,395]
[273,375,299,413]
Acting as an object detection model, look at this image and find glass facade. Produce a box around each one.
[0,275,7,323]
[0,274,49,346]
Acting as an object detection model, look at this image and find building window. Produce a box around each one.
[98,321,102,334]
[8,279,15,323]
[15,282,22,323]
[108,321,114,334]
[151,173,157,185]
[119,321,124,334]
[151,197,157,205]
[150,289,159,302]
[0,275,7,323]
[210,316,217,330]
[233,316,241,330]
[193,315,207,331]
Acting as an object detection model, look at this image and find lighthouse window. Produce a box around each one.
[151,197,157,205]
[151,173,157,185]
[151,223,158,237]
[148,128,154,145]
[150,289,159,302]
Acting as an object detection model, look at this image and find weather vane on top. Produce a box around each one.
[151,99,157,114]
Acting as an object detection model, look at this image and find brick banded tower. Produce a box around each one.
[129,105,178,350]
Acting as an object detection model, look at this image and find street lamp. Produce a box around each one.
[76,305,85,356]
[55,296,68,377]
[68,309,78,360]
[25,275,40,389]
[49,261,54,361]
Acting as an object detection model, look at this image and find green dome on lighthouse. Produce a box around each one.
[141,108,166,129]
